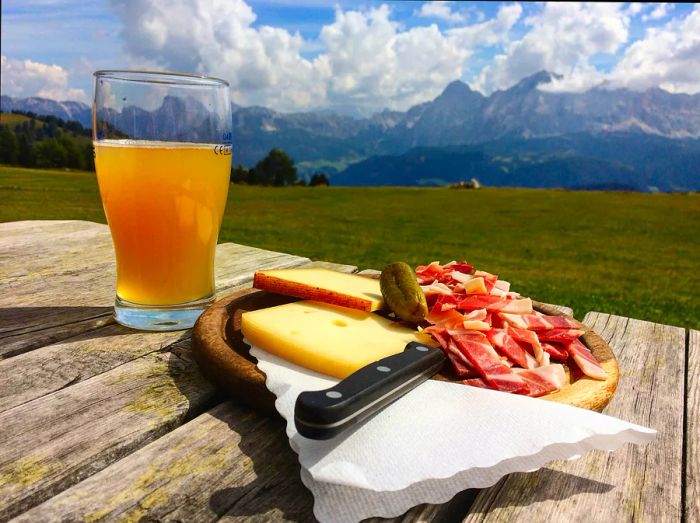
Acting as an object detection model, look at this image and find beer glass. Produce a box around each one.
[93,71,232,330]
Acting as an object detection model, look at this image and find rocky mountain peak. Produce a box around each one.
[507,70,563,92]
[437,80,481,102]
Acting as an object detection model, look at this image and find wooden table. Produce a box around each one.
[0,220,696,523]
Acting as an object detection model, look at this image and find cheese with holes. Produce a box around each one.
[253,268,383,311]
[241,301,434,378]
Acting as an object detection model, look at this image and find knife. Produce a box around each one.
[294,341,446,440]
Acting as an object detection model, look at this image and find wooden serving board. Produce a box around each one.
[192,288,619,415]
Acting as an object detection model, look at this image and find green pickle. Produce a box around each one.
[380,262,428,323]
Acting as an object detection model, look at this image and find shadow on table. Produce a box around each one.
[0,306,116,358]
[464,468,615,513]
[0,306,113,333]
[207,405,317,522]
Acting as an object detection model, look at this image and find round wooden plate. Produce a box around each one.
[192,289,619,416]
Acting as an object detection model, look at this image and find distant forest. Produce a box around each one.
[0,111,329,186]
[0,111,94,171]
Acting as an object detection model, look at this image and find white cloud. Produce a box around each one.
[318,5,469,111]
[108,0,521,113]
[642,3,672,22]
[474,3,630,93]
[0,55,87,101]
[608,4,700,94]
[447,3,522,49]
[627,3,645,17]
[416,1,466,24]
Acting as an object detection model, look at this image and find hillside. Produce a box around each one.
[334,133,700,191]
[0,111,93,170]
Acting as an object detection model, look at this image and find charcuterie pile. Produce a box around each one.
[417,261,607,397]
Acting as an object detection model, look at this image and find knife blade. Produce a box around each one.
[294,341,446,440]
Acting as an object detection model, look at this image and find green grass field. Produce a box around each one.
[2,165,698,330]
[0,113,45,128]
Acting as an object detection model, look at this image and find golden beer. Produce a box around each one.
[94,140,230,306]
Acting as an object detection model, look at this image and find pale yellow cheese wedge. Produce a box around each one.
[241,300,435,378]
[253,268,383,311]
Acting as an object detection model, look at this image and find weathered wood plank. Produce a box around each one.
[0,324,189,413]
[12,399,462,523]
[0,221,115,293]
[0,314,115,360]
[687,329,699,523]
[463,313,686,523]
[11,401,314,523]
[0,260,348,414]
[0,344,218,521]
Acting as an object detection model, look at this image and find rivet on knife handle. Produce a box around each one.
[294,342,446,440]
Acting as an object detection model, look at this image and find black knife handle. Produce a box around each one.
[294,342,445,440]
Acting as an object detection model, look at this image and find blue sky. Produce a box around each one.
[2,2,699,114]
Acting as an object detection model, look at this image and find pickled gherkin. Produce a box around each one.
[380,262,428,323]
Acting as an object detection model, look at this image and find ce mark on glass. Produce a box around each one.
[213,144,232,155]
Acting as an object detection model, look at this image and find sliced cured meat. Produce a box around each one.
[534,311,579,329]
[420,281,453,298]
[537,329,586,343]
[415,259,607,396]
[462,320,491,331]
[566,338,608,380]
[486,329,538,369]
[448,273,488,294]
[507,325,549,366]
[462,377,490,389]
[429,294,459,313]
[452,333,529,394]
[443,260,474,274]
[458,296,533,314]
[513,364,568,397]
[500,312,580,331]
[423,325,449,349]
[541,341,569,361]
[464,309,488,321]
[500,312,550,330]
[462,309,490,329]
[463,277,488,295]
[427,308,465,329]
[489,312,504,329]
[444,340,478,378]
[489,279,511,297]
[449,271,477,284]
[416,261,447,285]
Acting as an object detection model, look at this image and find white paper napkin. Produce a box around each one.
[248,343,655,522]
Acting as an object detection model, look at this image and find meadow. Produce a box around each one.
[1,165,698,330]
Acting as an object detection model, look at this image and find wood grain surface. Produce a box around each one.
[463,313,686,523]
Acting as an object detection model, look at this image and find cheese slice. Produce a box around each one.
[253,268,383,311]
[241,300,435,378]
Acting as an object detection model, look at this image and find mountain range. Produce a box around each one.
[3,71,700,191]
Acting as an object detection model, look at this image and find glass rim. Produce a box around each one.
[94,69,229,87]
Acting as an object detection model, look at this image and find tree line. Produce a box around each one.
[0,111,94,171]
[230,148,329,186]
[0,111,329,186]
